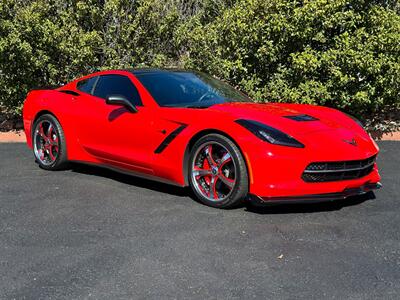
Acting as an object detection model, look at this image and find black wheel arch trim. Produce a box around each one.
[32,110,59,129]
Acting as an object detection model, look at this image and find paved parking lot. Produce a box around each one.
[0,142,399,299]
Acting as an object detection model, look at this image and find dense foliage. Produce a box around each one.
[0,0,399,128]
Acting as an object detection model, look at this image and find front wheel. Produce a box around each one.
[188,134,249,208]
[32,114,68,170]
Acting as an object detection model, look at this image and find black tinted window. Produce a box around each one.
[76,76,98,94]
[135,71,250,107]
[93,75,142,106]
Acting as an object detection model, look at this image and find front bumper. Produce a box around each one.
[239,129,381,198]
[249,182,382,205]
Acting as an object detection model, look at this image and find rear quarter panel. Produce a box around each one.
[23,89,83,160]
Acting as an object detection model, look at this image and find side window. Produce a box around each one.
[93,74,142,106]
[76,76,98,94]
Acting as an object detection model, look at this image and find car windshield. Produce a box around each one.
[134,71,251,108]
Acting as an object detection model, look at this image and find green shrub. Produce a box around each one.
[0,0,399,128]
[181,0,400,125]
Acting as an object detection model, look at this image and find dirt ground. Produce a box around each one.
[0,131,27,143]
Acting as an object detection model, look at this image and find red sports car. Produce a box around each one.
[23,69,381,208]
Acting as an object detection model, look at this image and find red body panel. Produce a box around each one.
[23,70,381,201]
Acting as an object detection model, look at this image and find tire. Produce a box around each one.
[188,133,249,208]
[32,114,68,170]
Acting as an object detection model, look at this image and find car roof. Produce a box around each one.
[71,68,197,86]
[123,68,194,76]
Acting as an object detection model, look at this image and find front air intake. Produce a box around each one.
[302,155,376,182]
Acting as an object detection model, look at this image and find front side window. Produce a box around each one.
[93,74,142,106]
[76,76,98,94]
[135,71,251,108]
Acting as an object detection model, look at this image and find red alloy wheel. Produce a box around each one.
[33,120,60,166]
[191,141,236,202]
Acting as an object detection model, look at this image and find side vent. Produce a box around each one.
[154,124,188,154]
[284,114,318,121]
[59,90,80,96]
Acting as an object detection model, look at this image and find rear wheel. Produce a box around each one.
[188,134,248,208]
[32,114,68,170]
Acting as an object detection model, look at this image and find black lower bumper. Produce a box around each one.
[250,182,382,206]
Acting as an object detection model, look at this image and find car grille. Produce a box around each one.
[302,155,376,182]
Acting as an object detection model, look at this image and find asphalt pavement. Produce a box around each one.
[0,142,399,299]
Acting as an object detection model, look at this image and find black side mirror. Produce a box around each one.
[106,95,138,113]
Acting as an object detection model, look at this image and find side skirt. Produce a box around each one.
[70,160,185,187]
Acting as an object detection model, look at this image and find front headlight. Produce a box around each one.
[235,119,304,148]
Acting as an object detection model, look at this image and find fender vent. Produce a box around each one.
[154,124,187,154]
[284,114,318,121]
[59,90,80,96]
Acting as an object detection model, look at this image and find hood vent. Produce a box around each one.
[284,114,318,122]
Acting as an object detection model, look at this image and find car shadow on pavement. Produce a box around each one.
[245,192,376,214]
[70,163,190,198]
[70,162,376,214]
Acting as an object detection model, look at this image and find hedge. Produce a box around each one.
[1,0,399,128]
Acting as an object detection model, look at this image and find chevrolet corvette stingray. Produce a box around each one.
[23,69,381,208]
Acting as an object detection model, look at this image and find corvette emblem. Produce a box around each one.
[343,138,357,146]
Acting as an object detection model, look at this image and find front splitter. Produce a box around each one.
[249,182,382,206]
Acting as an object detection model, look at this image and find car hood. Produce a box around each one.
[210,102,359,137]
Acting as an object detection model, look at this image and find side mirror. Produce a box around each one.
[106,95,138,113]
